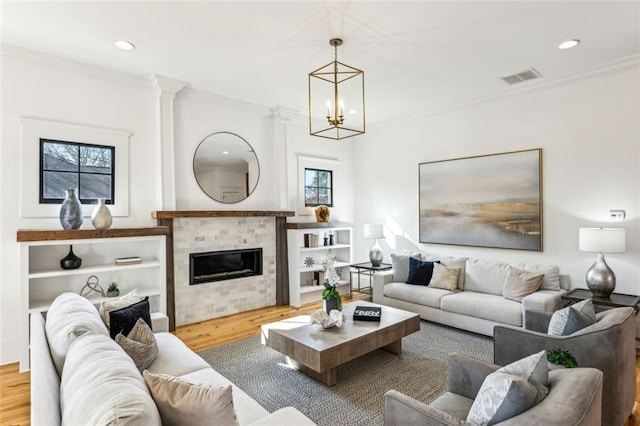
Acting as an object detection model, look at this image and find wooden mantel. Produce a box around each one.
[152,210,295,322]
[152,210,294,219]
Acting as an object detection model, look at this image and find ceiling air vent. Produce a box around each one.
[501,68,542,85]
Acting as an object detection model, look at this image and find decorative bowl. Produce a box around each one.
[310,309,345,329]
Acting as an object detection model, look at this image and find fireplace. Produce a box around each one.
[190,248,263,285]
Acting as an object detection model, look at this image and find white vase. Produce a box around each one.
[91,198,112,230]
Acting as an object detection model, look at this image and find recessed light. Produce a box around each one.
[348,109,358,114]
[222,151,229,155]
[558,39,580,50]
[114,40,136,51]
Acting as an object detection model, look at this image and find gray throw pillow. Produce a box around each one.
[548,298,596,336]
[116,318,158,372]
[467,350,548,425]
[390,252,421,282]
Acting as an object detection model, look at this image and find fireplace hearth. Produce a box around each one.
[190,248,262,285]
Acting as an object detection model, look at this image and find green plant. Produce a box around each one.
[107,282,119,292]
[547,348,577,368]
[322,282,342,307]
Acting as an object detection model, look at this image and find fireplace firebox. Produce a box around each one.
[190,248,262,285]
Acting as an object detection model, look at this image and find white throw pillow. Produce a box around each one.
[548,298,596,336]
[429,263,460,291]
[390,252,421,282]
[502,266,544,302]
[143,371,239,426]
[99,289,142,329]
[467,350,548,425]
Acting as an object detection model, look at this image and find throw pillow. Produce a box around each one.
[424,254,467,290]
[109,297,152,339]
[502,266,544,302]
[143,371,239,426]
[99,289,142,329]
[116,317,158,372]
[406,257,438,285]
[467,350,548,425]
[390,252,421,282]
[547,298,596,336]
[428,263,460,291]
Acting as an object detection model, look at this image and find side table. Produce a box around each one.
[562,288,640,349]
[561,288,640,314]
[349,262,392,295]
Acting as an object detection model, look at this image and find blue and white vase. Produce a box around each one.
[59,189,84,230]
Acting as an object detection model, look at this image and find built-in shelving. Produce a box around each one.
[18,227,169,372]
[287,222,353,307]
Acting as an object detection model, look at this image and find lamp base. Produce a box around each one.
[369,240,383,267]
[585,252,616,298]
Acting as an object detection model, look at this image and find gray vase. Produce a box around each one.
[91,198,112,230]
[59,189,84,230]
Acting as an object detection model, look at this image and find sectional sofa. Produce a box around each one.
[372,253,569,336]
[31,292,315,425]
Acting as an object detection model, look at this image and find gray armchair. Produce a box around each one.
[384,353,603,426]
[494,307,635,426]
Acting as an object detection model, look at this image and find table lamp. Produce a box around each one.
[364,224,384,267]
[578,227,625,298]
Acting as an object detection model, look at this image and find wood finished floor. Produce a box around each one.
[1,291,639,426]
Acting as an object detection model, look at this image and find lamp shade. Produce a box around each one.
[579,228,625,253]
[364,224,384,240]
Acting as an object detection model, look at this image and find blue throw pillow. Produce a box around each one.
[109,297,152,339]
[406,257,438,285]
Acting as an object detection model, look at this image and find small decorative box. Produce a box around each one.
[353,306,382,322]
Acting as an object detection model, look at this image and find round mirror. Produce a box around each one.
[193,132,260,203]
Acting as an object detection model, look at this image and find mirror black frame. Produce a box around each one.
[193,132,260,204]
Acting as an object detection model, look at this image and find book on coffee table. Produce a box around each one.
[353,305,382,321]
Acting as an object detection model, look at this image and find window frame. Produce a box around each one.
[39,138,116,205]
[19,117,131,219]
[303,167,333,207]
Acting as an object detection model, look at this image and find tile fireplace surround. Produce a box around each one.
[152,210,293,329]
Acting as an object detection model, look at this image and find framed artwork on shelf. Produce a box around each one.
[418,148,542,251]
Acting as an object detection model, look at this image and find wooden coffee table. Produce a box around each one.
[260,301,420,386]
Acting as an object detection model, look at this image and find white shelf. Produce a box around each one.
[29,288,162,313]
[298,261,351,273]
[288,226,353,307]
[299,281,349,294]
[299,243,350,252]
[28,260,161,279]
[19,231,167,372]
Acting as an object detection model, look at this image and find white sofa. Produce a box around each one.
[30,292,315,425]
[372,254,569,336]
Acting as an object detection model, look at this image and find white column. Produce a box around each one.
[149,74,187,210]
[271,106,298,210]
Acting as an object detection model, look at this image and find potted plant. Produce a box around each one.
[547,348,577,368]
[321,251,342,313]
[107,282,120,297]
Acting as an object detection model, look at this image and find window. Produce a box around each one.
[40,139,115,204]
[304,168,333,207]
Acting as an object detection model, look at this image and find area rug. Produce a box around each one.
[197,321,492,426]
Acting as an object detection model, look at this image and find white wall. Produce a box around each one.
[1,53,158,364]
[354,65,640,295]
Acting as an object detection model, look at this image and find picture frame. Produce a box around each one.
[418,148,542,251]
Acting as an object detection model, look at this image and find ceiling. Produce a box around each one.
[2,1,639,125]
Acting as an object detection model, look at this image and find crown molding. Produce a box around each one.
[1,43,150,89]
[179,86,272,116]
[373,54,640,128]
[150,74,188,97]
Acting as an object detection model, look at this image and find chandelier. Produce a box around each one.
[308,38,365,140]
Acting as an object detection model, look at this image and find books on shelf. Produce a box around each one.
[115,256,141,266]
